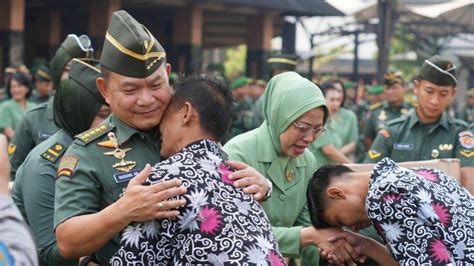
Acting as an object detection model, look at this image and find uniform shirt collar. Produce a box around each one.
[110,114,159,145]
[46,97,55,120]
[409,109,450,131]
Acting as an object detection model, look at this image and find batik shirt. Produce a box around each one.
[367,158,474,265]
[110,139,284,265]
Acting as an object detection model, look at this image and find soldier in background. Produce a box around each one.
[8,34,94,179]
[363,71,412,149]
[459,88,474,125]
[30,65,53,104]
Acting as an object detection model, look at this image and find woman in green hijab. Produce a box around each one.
[223,72,346,265]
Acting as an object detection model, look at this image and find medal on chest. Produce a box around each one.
[100,132,137,172]
[378,110,387,121]
[286,169,295,182]
[431,149,440,159]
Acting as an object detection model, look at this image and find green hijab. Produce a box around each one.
[262,71,328,155]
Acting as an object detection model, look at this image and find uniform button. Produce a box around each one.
[279,194,286,201]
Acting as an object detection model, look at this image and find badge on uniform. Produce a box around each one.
[38,131,53,140]
[438,144,452,151]
[378,129,390,138]
[286,169,295,182]
[393,143,414,150]
[431,149,439,159]
[57,156,79,178]
[7,144,16,155]
[458,131,472,149]
[102,132,137,172]
[377,110,387,121]
[368,149,381,159]
[114,169,141,183]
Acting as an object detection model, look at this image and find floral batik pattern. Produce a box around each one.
[110,139,284,265]
[366,158,474,265]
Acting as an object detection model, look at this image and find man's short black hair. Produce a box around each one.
[170,74,234,141]
[307,165,354,228]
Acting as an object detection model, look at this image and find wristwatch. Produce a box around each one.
[263,178,273,201]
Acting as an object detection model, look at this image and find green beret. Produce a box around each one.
[419,55,457,86]
[367,85,384,95]
[267,53,298,71]
[344,80,355,90]
[35,65,51,82]
[384,71,404,86]
[230,76,250,90]
[49,34,94,88]
[100,10,166,78]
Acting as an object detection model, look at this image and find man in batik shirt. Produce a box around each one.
[307,158,473,265]
[111,76,284,265]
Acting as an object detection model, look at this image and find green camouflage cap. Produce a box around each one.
[100,10,166,78]
[367,85,384,95]
[384,71,404,86]
[230,76,250,90]
[267,53,298,71]
[419,55,457,86]
[35,65,51,82]
[49,34,94,88]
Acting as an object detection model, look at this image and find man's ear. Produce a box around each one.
[326,187,346,200]
[180,102,195,125]
[165,63,171,76]
[96,77,110,105]
[413,79,420,96]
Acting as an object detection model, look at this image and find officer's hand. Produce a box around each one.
[324,231,368,265]
[0,134,11,195]
[119,164,187,222]
[226,160,269,201]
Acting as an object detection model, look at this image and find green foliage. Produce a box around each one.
[224,45,247,80]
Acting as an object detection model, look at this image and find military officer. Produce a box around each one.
[226,76,260,142]
[364,55,473,194]
[54,11,269,264]
[12,58,110,266]
[459,88,474,124]
[8,34,94,179]
[363,71,412,148]
[30,65,53,104]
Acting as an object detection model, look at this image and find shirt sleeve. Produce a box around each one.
[363,129,393,163]
[20,162,77,265]
[364,112,377,140]
[454,129,474,168]
[348,112,359,144]
[9,116,35,179]
[367,186,455,264]
[0,104,13,129]
[0,195,39,266]
[54,144,102,228]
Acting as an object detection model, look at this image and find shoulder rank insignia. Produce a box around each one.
[377,110,387,121]
[41,143,66,163]
[57,156,78,178]
[368,149,381,160]
[369,102,382,111]
[7,144,16,155]
[103,132,136,172]
[458,131,472,149]
[76,123,114,145]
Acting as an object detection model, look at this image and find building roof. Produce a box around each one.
[221,0,344,16]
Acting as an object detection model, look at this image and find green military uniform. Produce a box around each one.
[309,118,343,169]
[0,99,37,131]
[9,98,59,178]
[226,76,260,142]
[54,10,166,264]
[8,34,93,179]
[12,58,105,266]
[334,107,358,146]
[364,110,472,167]
[365,56,473,167]
[364,101,411,141]
[459,88,474,124]
[224,72,328,265]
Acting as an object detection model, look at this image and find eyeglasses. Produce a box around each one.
[292,122,327,138]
